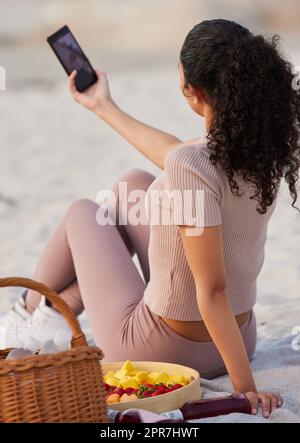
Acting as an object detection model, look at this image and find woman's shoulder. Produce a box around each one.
[165,138,223,181]
[164,137,214,165]
[164,137,224,200]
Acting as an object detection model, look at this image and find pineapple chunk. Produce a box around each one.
[119,377,139,389]
[147,371,159,383]
[153,372,169,385]
[114,368,129,379]
[169,374,189,385]
[121,359,135,373]
[104,376,120,387]
[135,371,148,383]
[182,375,190,385]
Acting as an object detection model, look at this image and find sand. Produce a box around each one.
[0,0,299,343]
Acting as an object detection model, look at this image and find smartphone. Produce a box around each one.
[47,25,98,92]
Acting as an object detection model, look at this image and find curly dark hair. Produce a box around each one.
[180,19,300,214]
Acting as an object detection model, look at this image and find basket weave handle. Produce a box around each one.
[0,277,88,348]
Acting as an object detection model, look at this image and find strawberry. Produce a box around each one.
[149,386,169,397]
[115,388,125,396]
[141,390,153,398]
[173,384,183,389]
[169,384,183,391]
[155,386,168,395]
[125,387,135,395]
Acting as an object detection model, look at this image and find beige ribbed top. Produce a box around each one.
[143,139,278,321]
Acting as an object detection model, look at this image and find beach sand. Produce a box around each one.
[0,0,299,343]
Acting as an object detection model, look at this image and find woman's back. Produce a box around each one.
[144,140,278,320]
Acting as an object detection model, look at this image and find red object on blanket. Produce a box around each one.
[107,394,252,423]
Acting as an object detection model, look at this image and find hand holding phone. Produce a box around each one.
[68,69,112,113]
[47,25,98,92]
[47,25,112,112]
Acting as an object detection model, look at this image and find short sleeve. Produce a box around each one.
[163,144,223,227]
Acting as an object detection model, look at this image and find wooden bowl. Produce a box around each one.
[103,361,202,414]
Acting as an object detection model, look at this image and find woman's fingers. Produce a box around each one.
[68,70,77,92]
[68,68,111,111]
[244,391,283,418]
[259,393,272,418]
[96,69,106,78]
[68,70,80,100]
[270,393,283,411]
[270,394,278,412]
[245,392,259,415]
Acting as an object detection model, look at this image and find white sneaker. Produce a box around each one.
[16,296,72,352]
[0,290,32,350]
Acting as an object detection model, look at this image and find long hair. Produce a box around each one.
[180,19,300,214]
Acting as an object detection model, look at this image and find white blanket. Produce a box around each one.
[192,336,300,423]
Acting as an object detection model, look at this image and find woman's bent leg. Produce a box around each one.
[25,197,147,357]
[64,199,147,353]
[25,209,79,313]
[111,168,153,284]
[24,168,156,363]
[26,168,155,314]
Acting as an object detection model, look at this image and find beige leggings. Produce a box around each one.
[25,168,256,378]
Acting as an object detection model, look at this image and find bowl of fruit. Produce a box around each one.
[103,360,202,414]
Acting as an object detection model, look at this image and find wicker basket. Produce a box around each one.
[0,277,107,423]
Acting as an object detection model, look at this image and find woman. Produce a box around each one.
[1,19,299,417]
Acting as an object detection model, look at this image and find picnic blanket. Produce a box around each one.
[192,335,300,423]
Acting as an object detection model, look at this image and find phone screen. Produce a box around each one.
[47,26,97,92]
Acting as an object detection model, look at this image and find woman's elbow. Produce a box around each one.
[196,283,226,304]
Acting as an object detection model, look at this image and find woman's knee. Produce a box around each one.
[65,198,98,227]
[113,168,156,193]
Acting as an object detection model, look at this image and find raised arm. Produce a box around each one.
[68,70,183,169]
